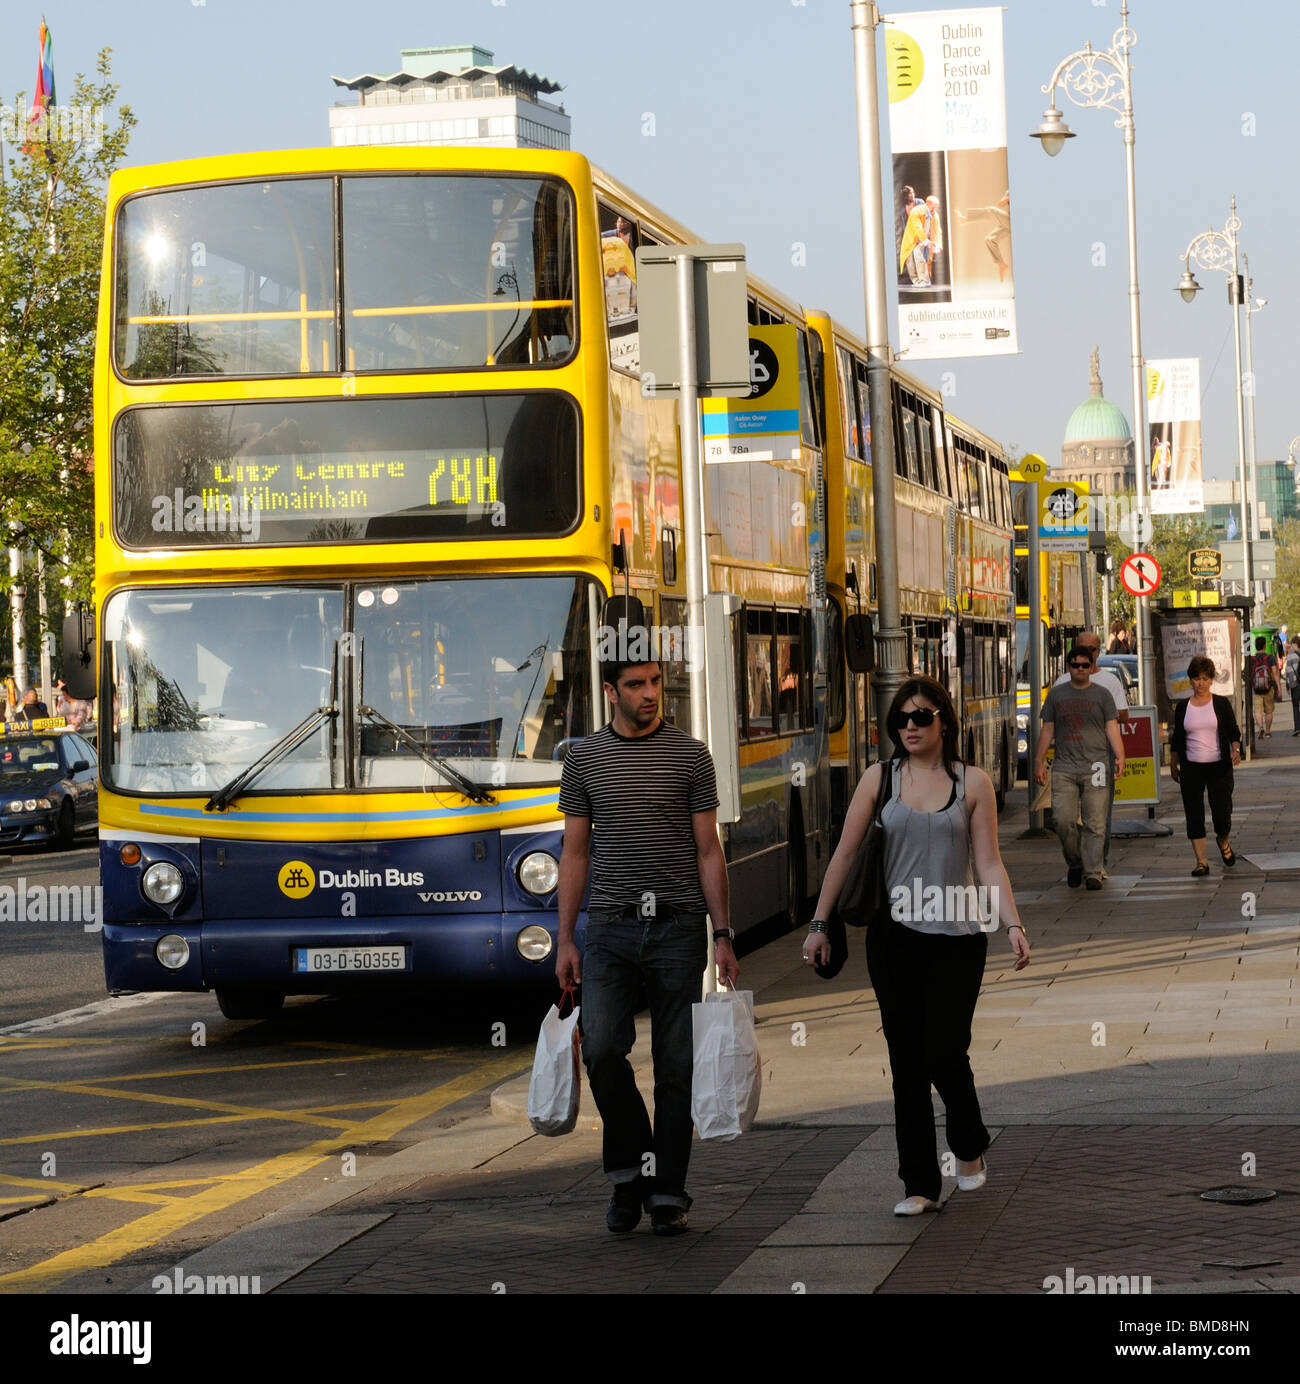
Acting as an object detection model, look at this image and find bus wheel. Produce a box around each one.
[216,989,285,1021]
[785,813,807,932]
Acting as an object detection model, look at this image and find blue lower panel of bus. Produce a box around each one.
[100,826,574,991]
[101,913,583,992]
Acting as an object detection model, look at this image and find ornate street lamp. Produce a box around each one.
[1031,0,1153,706]
[1177,199,1253,620]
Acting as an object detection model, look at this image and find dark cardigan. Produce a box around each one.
[1170,694,1241,764]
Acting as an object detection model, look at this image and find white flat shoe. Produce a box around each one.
[893,1196,939,1216]
[956,1157,987,1192]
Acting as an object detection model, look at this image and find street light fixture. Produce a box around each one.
[1031,0,1153,707]
[1029,107,1076,157]
[1177,198,1253,622]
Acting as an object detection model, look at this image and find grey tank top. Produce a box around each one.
[880,760,987,936]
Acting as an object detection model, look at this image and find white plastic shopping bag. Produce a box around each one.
[690,987,761,1141]
[527,987,581,1136]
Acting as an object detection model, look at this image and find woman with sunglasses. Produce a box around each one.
[1169,656,1241,875]
[803,676,1030,1216]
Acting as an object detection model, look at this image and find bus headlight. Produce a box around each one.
[155,934,190,969]
[515,925,554,962]
[142,861,185,906]
[518,851,560,896]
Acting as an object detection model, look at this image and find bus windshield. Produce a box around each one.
[103,576,597,794]
[115,174,576,378]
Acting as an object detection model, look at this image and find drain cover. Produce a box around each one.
[1199,1186,1277,1204]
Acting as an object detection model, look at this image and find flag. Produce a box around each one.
[1226,512,1239,540]
[22,18,56,158]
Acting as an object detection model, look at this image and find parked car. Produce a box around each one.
[1097,653,1138,705]
[0,729,99,849]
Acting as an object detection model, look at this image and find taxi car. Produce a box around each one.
[0,720,98,849]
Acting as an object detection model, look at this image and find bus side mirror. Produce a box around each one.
[61,602,96,702]
[844,614,875,674]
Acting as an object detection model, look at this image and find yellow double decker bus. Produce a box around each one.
[82,148,831,1017]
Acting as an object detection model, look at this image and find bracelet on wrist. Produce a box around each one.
[808,919,829,934]
[1008,923,1026,935]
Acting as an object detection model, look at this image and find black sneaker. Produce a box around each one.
[606,1182,645,1233]
[1067,867,1083,888]
[650,1205,689,1237]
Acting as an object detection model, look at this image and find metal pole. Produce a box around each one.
[9,541,27,697]
[1229,211,1253,630]
[37,549,52,710]
[1242,255,1262,624]
[675,251,717,993]
[1027,479,1044,830]
[850,0,905,761]
[1119,45,1153,712]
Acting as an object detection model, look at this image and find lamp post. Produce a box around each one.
[1242,256,1266,622]
[849,0,905,758]
[1177,199,1252,620]
[1030,0,1153,708]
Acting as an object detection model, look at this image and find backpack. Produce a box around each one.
[1252,654,1272,695]
[1285,651,1299,690]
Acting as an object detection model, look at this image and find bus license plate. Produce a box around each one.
[294,946,408,974]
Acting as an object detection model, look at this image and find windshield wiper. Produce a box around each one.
[356,704,496,804]
[205,644,340,812]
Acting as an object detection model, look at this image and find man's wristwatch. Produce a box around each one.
[712,928,735,943]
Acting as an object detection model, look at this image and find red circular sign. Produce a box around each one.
[1121,552,1161,596]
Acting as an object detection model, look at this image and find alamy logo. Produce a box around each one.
[152,1266,261,1294]
[0,880,101,933]
[889,880,999,931]
[152,490,261,542]
[49,1316,151,1363]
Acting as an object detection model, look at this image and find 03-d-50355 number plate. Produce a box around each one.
[293,946,408,973]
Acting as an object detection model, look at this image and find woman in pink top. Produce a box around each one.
[1169,656,1242,876]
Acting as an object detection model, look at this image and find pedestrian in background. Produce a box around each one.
[1169,656,1241,875]
[1105,621,1130,655]
[1283,637,1300,736]
[803,676,1029,1217]
[1052,632,1128,877]
[1249,635,1281,739]
[1035,644,1125,890]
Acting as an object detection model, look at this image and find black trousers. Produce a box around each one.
[1179,757,1233,841]
[866,919,989,1201]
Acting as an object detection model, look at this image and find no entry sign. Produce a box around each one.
[1121,552,1161,597]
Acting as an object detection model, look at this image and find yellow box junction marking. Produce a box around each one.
[0,1050,527,1292]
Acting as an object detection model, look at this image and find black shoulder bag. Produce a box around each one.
[835,759,896,928]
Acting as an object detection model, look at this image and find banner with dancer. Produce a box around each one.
[1146,358,1204,514]
[883,7,1018,360]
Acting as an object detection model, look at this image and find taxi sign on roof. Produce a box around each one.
[0,716,68,736]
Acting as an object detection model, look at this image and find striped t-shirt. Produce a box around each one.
[557,720,719,911]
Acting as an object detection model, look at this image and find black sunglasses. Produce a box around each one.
[889,707,939,730]
[1068,660,1092,669]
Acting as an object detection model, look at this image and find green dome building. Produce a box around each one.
[1056,347,1135,494]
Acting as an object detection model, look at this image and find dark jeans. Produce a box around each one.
[1179,757,1233,840]
[867,918,989,1202]
[579,906,707,1210]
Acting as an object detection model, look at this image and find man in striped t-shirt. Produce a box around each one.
[556,656,736,1237]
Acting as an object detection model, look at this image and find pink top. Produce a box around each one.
[1184,698,1220,763]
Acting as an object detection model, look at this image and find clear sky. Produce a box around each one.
[1,0,1292,482]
